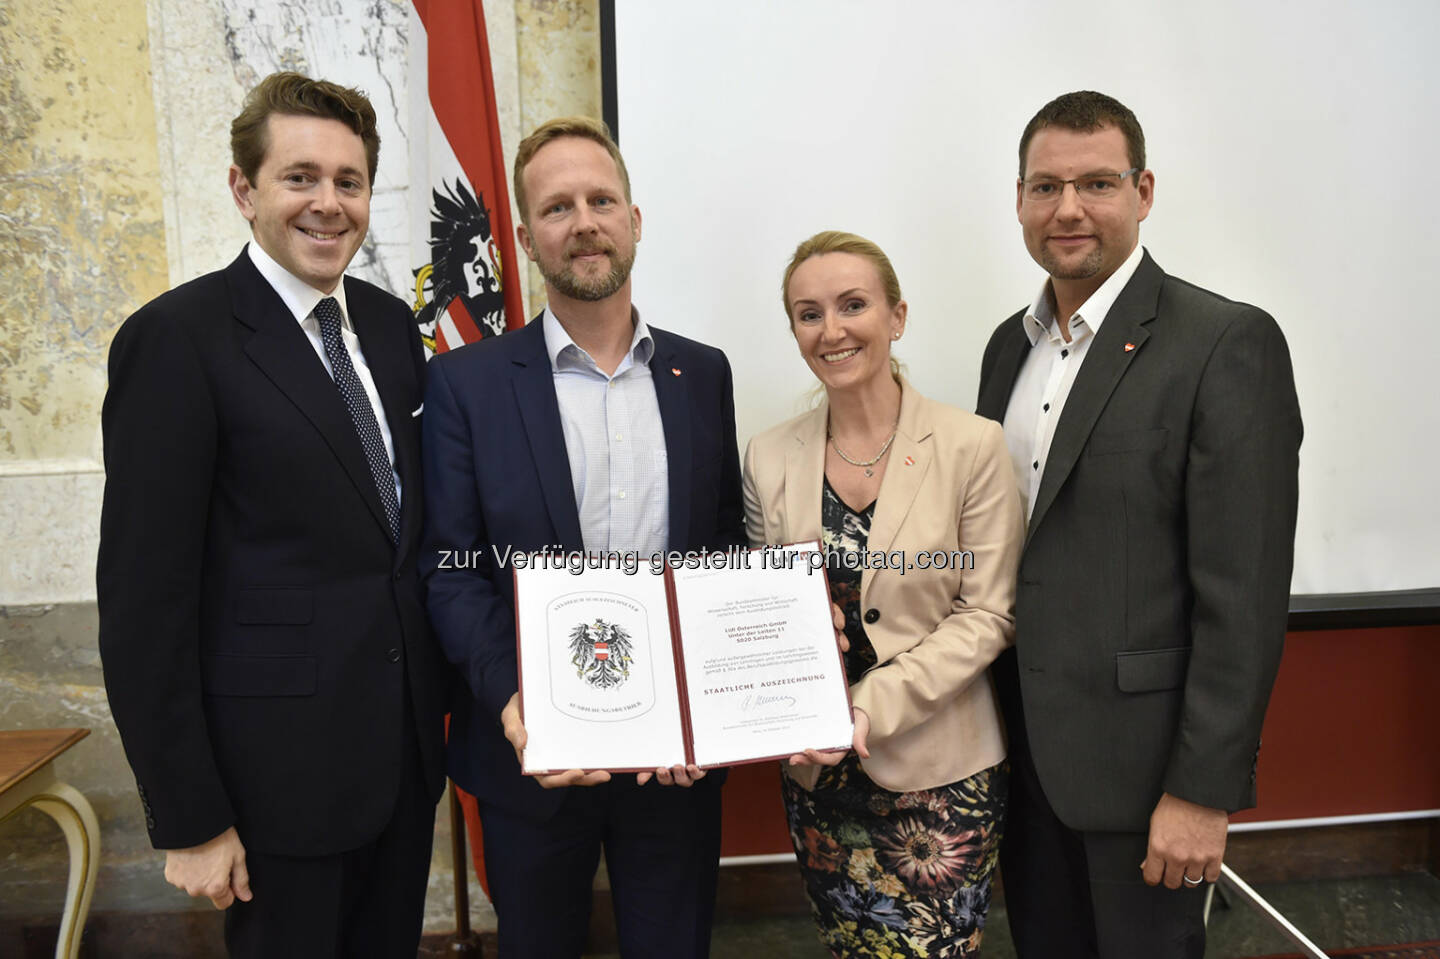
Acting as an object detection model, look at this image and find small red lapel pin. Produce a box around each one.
[671,367,682,376]
[1123,342,1136,352]
[904,455,915,466]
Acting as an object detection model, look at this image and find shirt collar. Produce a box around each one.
[247,241,352,330]
[542,306,655,374]
[1022,242,1146,346]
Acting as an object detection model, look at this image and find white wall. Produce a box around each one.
[615,0,1440,594]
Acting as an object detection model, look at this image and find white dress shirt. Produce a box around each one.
[246,242,402,505]
[543,308,669,558]
[1004,243,1145,521]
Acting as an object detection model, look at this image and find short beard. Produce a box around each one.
[541,244,637,302]
[1039,245,1103,281]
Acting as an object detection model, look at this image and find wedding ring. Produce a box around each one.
[1183,874,1204,886]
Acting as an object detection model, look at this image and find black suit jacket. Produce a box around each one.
[976,251,1302,832]
[97,249,448,856]
[420,315,745,820]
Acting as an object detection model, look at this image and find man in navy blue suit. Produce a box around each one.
[421,116,745,958]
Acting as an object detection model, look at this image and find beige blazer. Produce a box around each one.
[742,377,1024,793]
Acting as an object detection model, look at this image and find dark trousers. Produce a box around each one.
[1001,738,1206,959]
[479,774,723,959]
[223,713,437,958]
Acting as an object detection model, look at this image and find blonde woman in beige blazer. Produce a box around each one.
[743,231,1024,958]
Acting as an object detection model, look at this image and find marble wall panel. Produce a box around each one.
[514,0,602,313]
[0,468,102,605]
[146,0,524,316]
[0,601,173,917]
[143,0,411,292]
[477,0,530,324]
[0,0,169,464]
[143,0,252,287]
[0,0,167,609]
[1,0,588,937]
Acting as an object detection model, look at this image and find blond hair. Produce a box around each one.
[782,230,905,381]
[512,116,631,224]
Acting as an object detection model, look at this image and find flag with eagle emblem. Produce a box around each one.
[408,0,524,357]
[408,0,520,901]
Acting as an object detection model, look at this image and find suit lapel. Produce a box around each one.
[510,318,584,550]
[1027,253,1162,540]
[650,331,693,551]
[867,386,931,558]
[230,253,394,541]
[349,279,421,556]
[783,405,827,545]
[862,380,931,604]
[776,382,931,604]
[977,317,1030,422]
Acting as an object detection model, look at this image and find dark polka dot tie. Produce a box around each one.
[315,296,401,543]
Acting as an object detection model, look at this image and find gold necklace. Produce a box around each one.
[829,426,898,477]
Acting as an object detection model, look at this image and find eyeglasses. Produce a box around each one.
[1020,169,1139,205]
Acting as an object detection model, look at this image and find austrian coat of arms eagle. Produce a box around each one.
[568,618,635,689]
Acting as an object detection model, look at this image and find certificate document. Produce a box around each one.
[513,543,853,773]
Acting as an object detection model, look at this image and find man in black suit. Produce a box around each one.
[97,72,446,956]
[976,91,1303,957]
[422,116,744,958]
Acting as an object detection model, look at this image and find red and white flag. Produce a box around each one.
[410,0,522,898]
[409,0,524,357]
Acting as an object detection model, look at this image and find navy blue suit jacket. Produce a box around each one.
[421,315,745,819]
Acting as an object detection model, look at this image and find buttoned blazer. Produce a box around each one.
[97,249,448,856]
[421,315,746,820]
[975,251,1303,832]
[742,378,1024,793]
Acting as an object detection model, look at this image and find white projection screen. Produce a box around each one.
[612,0,1440,597]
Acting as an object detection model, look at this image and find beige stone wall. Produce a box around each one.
[0,603,163,914]
[0,0,604,941]
[0,0,190,921]
[515,0,603,315]
[0,0,170,465]
[0,0,169,606]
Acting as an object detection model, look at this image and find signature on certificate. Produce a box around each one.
[741,692,797,713]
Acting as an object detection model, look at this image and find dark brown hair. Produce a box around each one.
[230,72,380,184]
[1018,91,1145,182]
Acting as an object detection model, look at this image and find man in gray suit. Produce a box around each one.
[976,91,1302,958]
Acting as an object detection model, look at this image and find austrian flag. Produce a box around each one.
[407,0,521,900]
[408,0,524,356]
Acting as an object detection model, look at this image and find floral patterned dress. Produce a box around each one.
[781,478,1007,959]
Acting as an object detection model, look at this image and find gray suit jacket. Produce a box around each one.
[976,250,1302,832]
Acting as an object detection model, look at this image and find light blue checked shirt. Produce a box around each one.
[543,308,669,558]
